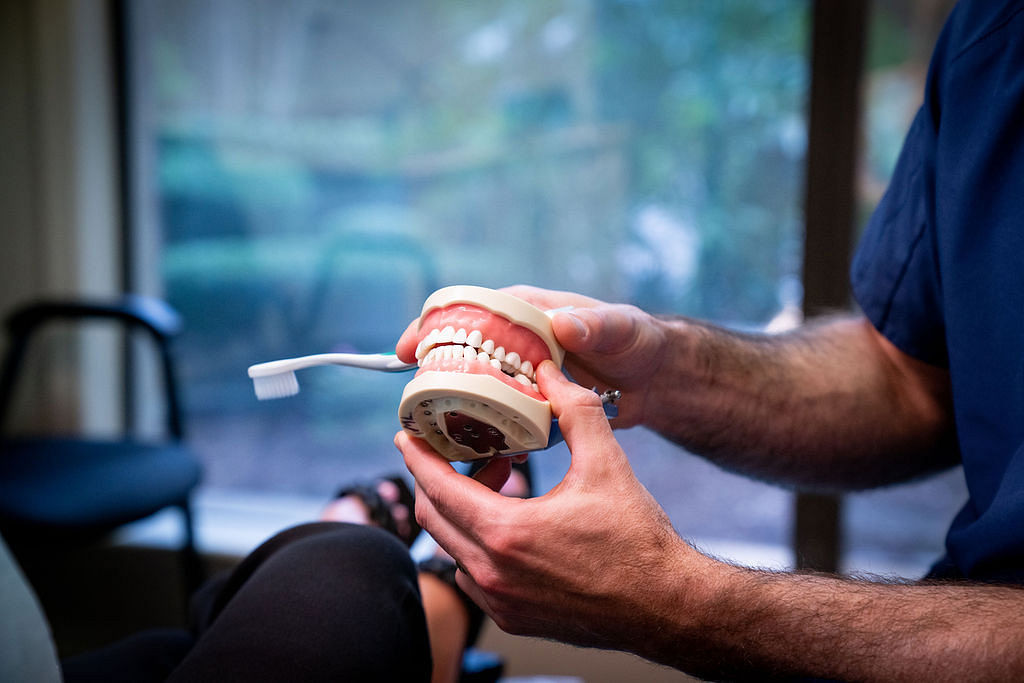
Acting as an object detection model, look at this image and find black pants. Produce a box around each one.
[63,522,432,682]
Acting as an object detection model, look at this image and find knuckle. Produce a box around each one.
[486,522,528,565]
[554,394,606,430]
[470,565,504,597]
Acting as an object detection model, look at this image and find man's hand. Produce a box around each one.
[399,359,1024,683]
[395,285,670,428]
[396,360,700,650]
[397,309,1023,682]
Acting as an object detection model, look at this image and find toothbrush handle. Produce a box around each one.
[326,353,417,372]
[248,353,416,377]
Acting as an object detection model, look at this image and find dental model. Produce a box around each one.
[248,285,618,463]
[398,285,566,462]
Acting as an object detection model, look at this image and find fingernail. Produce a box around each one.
[537,359,557,378]
[561,311,588,340]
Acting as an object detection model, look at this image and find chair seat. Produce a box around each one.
[0,437,202,534]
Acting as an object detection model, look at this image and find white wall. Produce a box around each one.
[0,0,122,433]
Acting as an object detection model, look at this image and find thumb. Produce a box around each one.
[394,316,420,363]
[552,305,644,356]
[535,361,625,478]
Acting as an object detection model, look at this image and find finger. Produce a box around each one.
[396,430,460,504]
[410,477,500,608]
[398,433,510,604]
[553,305,644,356]
[408,475,476,559]
[471,457,512,493]
[535,361,626,479]
[499,285,601,312]
[397,431,503,534]
[454,568,495,620]
[394,317,421,363]
[550,310,592,351]
[396,432,486,552]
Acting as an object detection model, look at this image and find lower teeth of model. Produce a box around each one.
[419,341,536,387]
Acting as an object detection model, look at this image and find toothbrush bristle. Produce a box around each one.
[252,372,299,400]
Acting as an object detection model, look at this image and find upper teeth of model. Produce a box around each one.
[415,326,539,390]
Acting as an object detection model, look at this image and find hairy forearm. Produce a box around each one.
[641,555,1024,682]
[641,315,957,489]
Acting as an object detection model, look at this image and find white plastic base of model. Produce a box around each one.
[399,370,552,462]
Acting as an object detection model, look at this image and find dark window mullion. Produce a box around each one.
[795,0,869,572]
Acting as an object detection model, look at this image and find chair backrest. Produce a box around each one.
[0,296,186,439]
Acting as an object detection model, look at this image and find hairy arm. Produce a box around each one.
[641,314,958,488]
[399,364,1024,683]
[644,553,1024,682]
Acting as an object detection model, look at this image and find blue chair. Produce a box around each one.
[0,296,204,594]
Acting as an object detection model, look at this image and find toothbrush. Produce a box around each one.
[249,307,575,401]
[248,353,416,400]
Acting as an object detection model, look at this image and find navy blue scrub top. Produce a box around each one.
[851,0,1024,582]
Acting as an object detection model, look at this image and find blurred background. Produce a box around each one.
[3,0,963,590]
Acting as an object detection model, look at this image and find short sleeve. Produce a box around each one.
[850,107,948,367]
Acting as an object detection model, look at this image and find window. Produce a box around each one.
[124,0,812,564]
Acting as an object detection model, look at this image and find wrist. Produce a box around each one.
[638,315,707,433]
[627,537,732,670]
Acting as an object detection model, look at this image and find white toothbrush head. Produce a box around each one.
[250,370,300,400]
[247,352,416,401]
